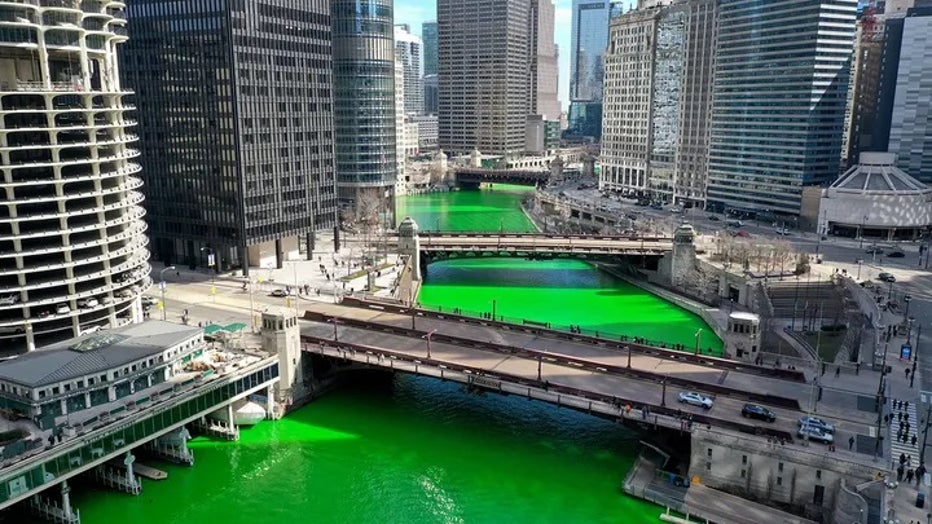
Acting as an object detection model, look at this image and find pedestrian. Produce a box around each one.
[901,453,908,466]
[917,464,927,485]
[835,367,840,378]
[906,422,911,434]
[912,434,918,446]
[895,399,901,410]
[907,469,915,483]
[905,401,910,411]
[898,429,904,442]
[908,455,912,467]
[899,412,904,422]
[849,436,855,450]
[906,368,911,379]
[898,464,905,481]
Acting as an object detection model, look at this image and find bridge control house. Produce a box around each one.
[0,323,204,429]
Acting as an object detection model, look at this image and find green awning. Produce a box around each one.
[203,324,226,335]
[223,322,247,333]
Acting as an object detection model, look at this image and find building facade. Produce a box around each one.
[332,0,397,212]
[423,74,438,115]
[438,0,531,155]
[707,0,858,216]
[123,0,337,272]
[888,7,932,181]
[410,115,439,151]
[529,0,561,122]
[567,0,613,139]
[394,25,423,116]
[394,59,407,197]
[0,1,150,352]
[422,21,438,77]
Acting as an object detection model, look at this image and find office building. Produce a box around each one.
[438,0,531,155]
[394,25,423,115]
[529,0,561,122]
[567,0,613,138]
[0,1,150,351]
[410,115,439,151]
[423,74,438,115]
[706,0,857,216]
[123,0,337,273]
[395,59,407,196]
[332,0,397,214]
[887,6,932,181]
[422,21,438,77]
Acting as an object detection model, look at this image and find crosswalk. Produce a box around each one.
[890,399,920,472]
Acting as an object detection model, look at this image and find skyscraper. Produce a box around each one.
[707,0,857,216]
[422,21,439,77]
[0,1,149,350]
[423,74,439,114]
[568,0,613,138]
[395,25,424,115]
[332,0,397,212]
[529,0,561,121]
[124,0,337,273]
[887,6,932,181]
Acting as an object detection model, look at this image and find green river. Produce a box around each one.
[39,185,722,523]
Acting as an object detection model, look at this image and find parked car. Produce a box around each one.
[887,250,906,258]
[741,404,776,422]
[141,296,158,307]
[100,296,113,305]
[798,416,835,434]
[80,325,102,336]
[726,219,743,228]
[878,272,896,283]
[650,203,664,210]
[0,326,25,336]
[865,246,884,255]
[0,295,19,306]
[76,297,98,309]
[55,303,70,315]
[678,391,713,409]
[707,215,721,222]
[270,289,289,298]
[626,213,639,221]
[798,424,834,444]
[774,228,791,236]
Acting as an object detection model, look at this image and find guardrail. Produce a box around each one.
[302,311,801,410]
[302,336,796,442]
[338,297,808,383]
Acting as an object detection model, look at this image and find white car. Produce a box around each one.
[798,424,834,444]
[100,296,113,305]
[0,295,19,306]
[80,325,102,335]
[0,326,25,336]
[76,297,99,309]
[678,391,713,409]
[55,303,70,315]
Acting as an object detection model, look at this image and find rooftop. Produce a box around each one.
[830,152,929,194]
[0,321,202,389]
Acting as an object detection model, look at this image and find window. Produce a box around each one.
[816,470,822,480]
[740,469,746,478]
[706,461,711,471]
[742,455,747,465]
[777,476,783,486]
[707,448,712,457]
[778,462,784,472]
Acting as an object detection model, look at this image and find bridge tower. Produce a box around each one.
[549,155,564,186]
[582,154,596,178]
[262,309,303,411]
[470,148,482,168]
[659,223,698,289]
[397,216,422,281]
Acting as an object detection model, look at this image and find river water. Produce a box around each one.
[42,186,721,523]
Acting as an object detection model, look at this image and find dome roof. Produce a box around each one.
[830,153,929,194]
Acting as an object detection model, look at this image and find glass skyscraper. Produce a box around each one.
[422,21,438,77]
[707,0,857,216]
[332,0,397,212]
[568,0,613,138]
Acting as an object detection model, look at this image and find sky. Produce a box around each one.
[395,0,637,113]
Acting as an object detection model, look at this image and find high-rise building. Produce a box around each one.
[394,25,423,115]
[422,21,439,77]
[0,1,150,350]
[567,0,613,138]
[394,59,407,196]
[124,0,337,273]
[332,0,397,213]
[423,74,439,115]
[707,0,857,216]
[887,6,932,181]
[529,0,561,121]
[438,0,531,155]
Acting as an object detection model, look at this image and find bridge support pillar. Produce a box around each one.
[61,481,73,521]
[266,385,277,419]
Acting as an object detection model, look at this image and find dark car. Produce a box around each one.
[878,272,896,283]
[707,215,721,222]
[741,404,776,422]
[887,250,906,258]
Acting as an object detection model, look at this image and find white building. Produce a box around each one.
[806,153,932,240]
[0,1,149,351]
[394,25,423,115]
[410,115,438,151]
[394,59,408,196]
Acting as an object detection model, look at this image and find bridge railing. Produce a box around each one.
[418,231,673,241]
[338,297,807,383]
[302,337,796,442]
[303,311,801,410]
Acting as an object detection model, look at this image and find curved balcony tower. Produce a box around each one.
[0,0,150,351]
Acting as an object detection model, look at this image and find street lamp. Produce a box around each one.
[694,328,703,355]
[905,294,913,325]
[158,266,176,321]
[328,317,341,342]
[422,329,437,359]
[200,247,216,302]
[856,259,863,281]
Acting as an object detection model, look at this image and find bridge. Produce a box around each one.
[416,232,674,257]
[453,168,550,189]
[299,300,877,446]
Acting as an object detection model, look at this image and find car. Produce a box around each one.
[0,326,25,336]
[726,219,743,228]
[626,213,639,221]
[670,206,684,214]
[141,296,158,307]
[878,272,896,283]
[887,250,906,258]
[55,304,70,315]
[707,215,721,222]
[76,297,98,309]
[678,391,713,409]
[736,230,752,238]
[650,203,664,210]
[797,424,834,444]
[798,416,835,434]
[100,296,113,305]
[741,404,776,422]
[80,325,102,336]
[865,246,884,255]
[36,309,51,318]
[270,289,289,298]
[0,295,19,306]
[774,228,790,236]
